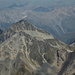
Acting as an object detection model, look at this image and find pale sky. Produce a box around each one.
[0,0,75,9]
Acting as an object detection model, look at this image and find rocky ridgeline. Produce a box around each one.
[0,20,74,75]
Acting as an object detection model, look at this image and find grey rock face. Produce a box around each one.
[0,20,74,75]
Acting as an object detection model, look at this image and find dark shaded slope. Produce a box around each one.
[0,29,3,35]
[58,51,75,75]
[33,6,50,12]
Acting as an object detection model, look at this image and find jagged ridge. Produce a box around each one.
[0,20,74,75]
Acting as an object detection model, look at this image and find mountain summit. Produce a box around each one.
[8,3,18,8]
[33,6,50,12]
[0,20,74,75]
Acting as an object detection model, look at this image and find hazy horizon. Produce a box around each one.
[0,0,75,9]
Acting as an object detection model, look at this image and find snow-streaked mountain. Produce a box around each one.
[0,20,74,75]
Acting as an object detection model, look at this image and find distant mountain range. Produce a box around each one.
[0,3,75,44]
[8,3,18,8]
[0,20,74,75]
[33,6,50,12]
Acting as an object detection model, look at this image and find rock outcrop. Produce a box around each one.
[0,20,74,75]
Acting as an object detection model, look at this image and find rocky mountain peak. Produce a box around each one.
[0,20,74,75]
[0,20,55,44]
[9,20,37,31]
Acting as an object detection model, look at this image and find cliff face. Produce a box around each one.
[58,51,75,75]
[0,20,74,75]
[62,42,75,75]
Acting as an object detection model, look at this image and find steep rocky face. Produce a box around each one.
[0,20,74,75]
[56,39,75,75]
[55,35,75,75]
[57,51,75,75]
